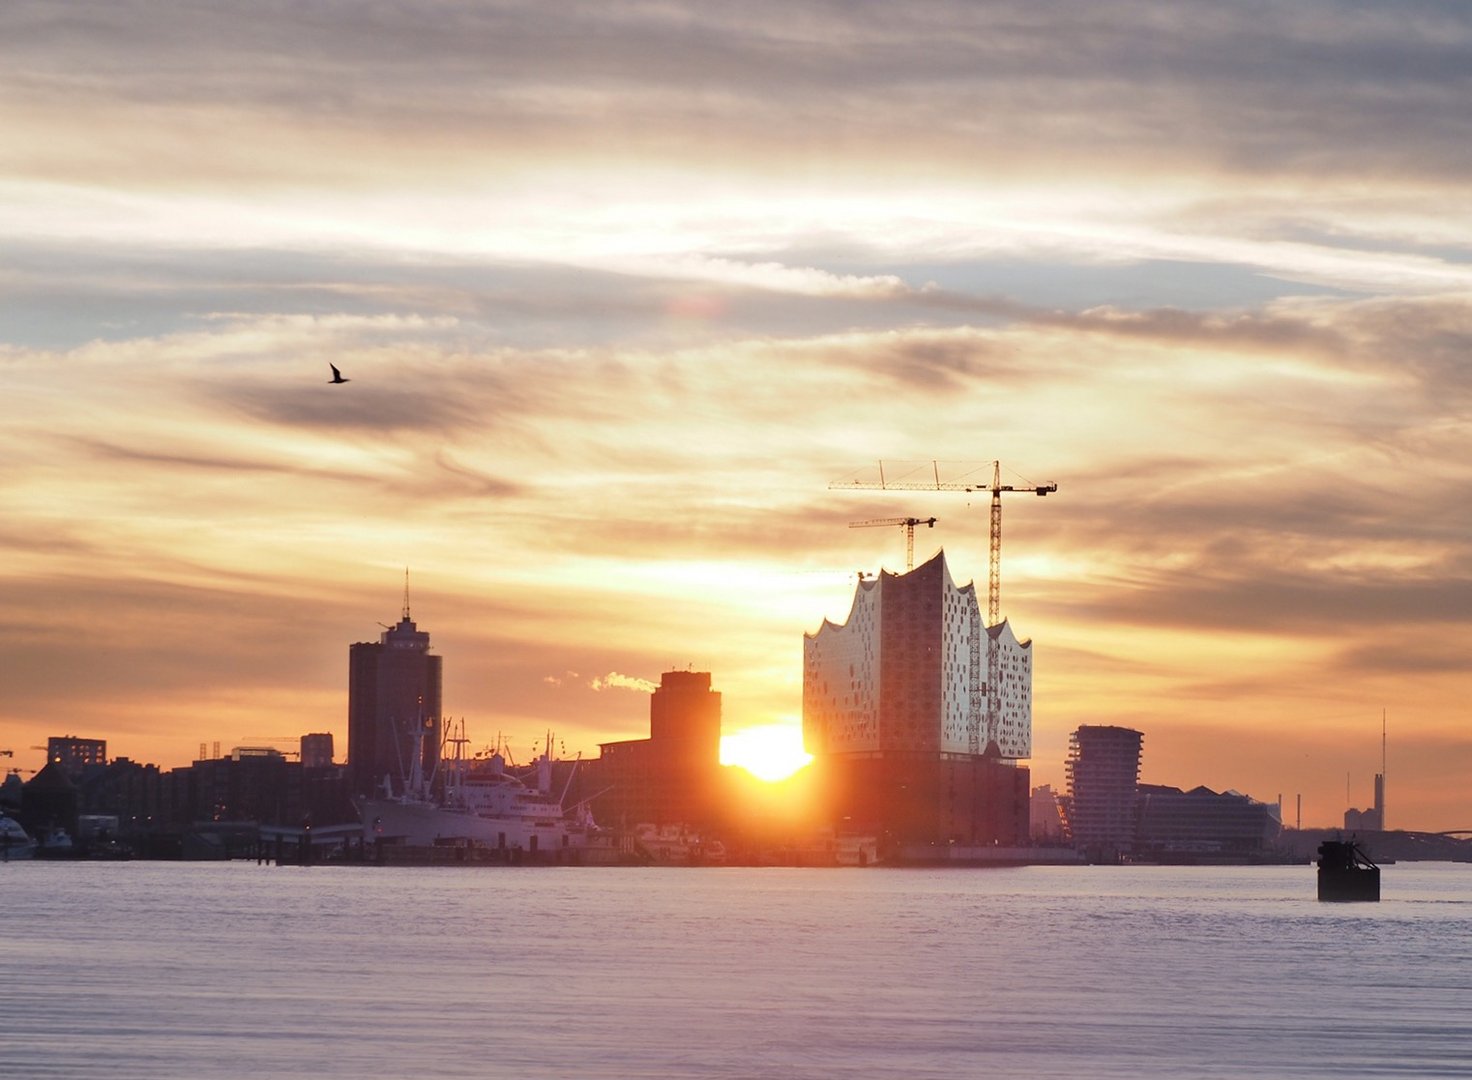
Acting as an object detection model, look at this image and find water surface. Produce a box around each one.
[4,862,1470,1078]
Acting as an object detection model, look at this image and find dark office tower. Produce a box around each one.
[649,671,723,758]
[347,599,442,798]
[594,671,724,828]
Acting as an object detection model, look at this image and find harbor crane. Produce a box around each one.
[832,460,1057,755]
[848,516,937,572]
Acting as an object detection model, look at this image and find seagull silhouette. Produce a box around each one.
[328,363,350,384]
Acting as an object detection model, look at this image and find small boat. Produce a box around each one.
[0,814,37,861]
[1317,838,1380,902]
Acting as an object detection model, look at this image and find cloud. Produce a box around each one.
[590,673,658,694]
[641,256,908,299]
[68,436,334,477]
[803,327,1037,393]
[1333,639,1472,677]
[6,1,1470,185]
[5,1,1472,305]
[1047,564,1472,637]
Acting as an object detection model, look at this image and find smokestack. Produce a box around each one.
[1380,708,1387,831]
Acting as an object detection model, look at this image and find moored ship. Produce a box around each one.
[356,731,600,858]
[1,813,36,861]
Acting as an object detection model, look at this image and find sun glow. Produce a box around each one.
[720,723,813,782]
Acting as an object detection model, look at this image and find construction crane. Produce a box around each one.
[848,516,937,572]
[833,460,1055,625]
[832,460,1057,755]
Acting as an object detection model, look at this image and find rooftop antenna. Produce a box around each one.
[402,567,411,620]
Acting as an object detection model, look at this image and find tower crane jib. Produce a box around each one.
[833,460,1055,624]
[847,516,937,572]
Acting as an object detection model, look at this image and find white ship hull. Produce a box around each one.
[357,732,599,857]
[1,816,36,860]
[358,796,589,854]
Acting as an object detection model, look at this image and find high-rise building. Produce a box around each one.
[802,551,1032,846]
[46,735,107,780]
[1062,725,1143,858]
[347,601,442,798]
[591,671,724,828]
[300,733,335,770]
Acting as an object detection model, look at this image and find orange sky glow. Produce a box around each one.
[3,2,1470,829]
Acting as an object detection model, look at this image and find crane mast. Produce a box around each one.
[848,516,937,572]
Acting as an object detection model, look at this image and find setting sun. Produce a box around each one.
[721,723,814,782]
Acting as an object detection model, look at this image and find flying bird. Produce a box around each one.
[328,363,350,384]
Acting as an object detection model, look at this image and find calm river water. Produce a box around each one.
[3,861,1471,1079]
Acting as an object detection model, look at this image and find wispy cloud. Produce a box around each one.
[590,673,659,694]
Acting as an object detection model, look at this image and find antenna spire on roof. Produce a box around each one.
[402,567,411,620]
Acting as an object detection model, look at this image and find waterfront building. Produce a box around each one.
[1135,784,1282,858]
[1344,806,1382,831]
[1030,783,1066,842]
[76,753,354,847]
[803,551,1032,759]
[20,760,79,841]
[1345,772,1385,832]
[1062,725,1143,859]
[0,770,21,812]
[802,551,1032,846]
[347,601,442,798]
[192,748,292,822]
[79,758,168,830]
[300,733,335,769]
[591,671,724,828]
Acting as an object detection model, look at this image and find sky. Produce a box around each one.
[3,1,1470,830]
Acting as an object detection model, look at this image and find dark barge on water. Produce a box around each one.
[1317,839,1380,902]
